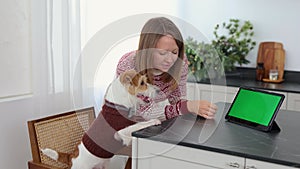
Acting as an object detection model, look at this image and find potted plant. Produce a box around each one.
[212,19,256,72]
[185,37,224,82]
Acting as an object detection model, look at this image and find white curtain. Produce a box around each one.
[46,0,83,111]
[0,0,82,168]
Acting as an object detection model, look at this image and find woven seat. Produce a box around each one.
[27,107,95,169]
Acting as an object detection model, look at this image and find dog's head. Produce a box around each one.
[119,69,150,96]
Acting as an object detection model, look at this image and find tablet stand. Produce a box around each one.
[269,121,281,132]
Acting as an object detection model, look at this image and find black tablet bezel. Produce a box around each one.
[225,87,285,132]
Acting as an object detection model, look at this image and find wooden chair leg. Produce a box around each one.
[124,157,132,169]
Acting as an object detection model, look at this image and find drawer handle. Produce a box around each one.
[227,162,240,168]
[246,166,257,169]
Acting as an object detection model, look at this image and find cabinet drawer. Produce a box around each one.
[137,138,244,169]
[144,155,217,169]
[246,159,299,169]
[287,93,300,112]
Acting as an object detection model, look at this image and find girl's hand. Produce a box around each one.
[187,100,218,119]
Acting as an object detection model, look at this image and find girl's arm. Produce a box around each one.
[137,56,192,121]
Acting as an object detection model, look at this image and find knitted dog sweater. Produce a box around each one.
[82,100,145,158]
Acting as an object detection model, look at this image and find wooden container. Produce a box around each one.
[257,42,285,83]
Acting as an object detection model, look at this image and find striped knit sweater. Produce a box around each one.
[116,51,191,121]
[82,51,191,158]
[82,100,145,158]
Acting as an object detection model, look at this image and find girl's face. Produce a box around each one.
[152,35,179,74]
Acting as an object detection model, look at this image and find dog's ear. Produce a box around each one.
[120,69,137,86]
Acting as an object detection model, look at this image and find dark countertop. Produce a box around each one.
[188,67,300,93]
[132,102,300,168]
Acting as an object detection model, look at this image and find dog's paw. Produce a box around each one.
[148,119,161,126]
[121,137,132,146]
[114,131,132,146]
[114,119,161,146]
[92,159,110,169]
[41,148,58,160]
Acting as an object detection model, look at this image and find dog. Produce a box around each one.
[41,70,165,169]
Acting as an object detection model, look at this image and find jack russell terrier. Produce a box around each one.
[42,69,168,169]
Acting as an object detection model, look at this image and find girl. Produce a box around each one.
[116,17,217,121]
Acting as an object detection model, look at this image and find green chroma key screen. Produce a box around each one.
[228,88,282,126]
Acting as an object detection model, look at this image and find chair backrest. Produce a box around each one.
[28,107,95,169]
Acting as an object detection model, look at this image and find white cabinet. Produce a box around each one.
[187,83,239,103]
[287,93,300,111]
[133,138,244,169]
[137,154,215,169]
[133,138,299,169]
[187,83,290,110]
[246,159,298,169]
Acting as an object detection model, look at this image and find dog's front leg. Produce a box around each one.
[114,119,161,146]
[92,159,110,169]
[70,143,111,169]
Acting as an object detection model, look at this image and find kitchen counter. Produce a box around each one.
[132,102,300,168]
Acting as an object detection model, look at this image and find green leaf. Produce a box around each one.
[211,18,256,72]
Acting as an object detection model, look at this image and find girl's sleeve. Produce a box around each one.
[137,56,192,121]
[164,55,192,119]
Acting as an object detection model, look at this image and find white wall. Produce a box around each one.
[0,0,77,168]
[0,1,36,169]
[80,0,180,112]
[0,0,180,168]
[0,0,32,99]
[178,0,300,71]
[81,0,300,113]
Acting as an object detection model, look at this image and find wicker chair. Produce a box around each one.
[27,107,95,169]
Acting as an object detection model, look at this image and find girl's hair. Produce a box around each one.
[135,17,184,91]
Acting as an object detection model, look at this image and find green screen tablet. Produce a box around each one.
[225,87,285,132]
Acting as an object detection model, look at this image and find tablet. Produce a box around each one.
[225,87,285,132]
